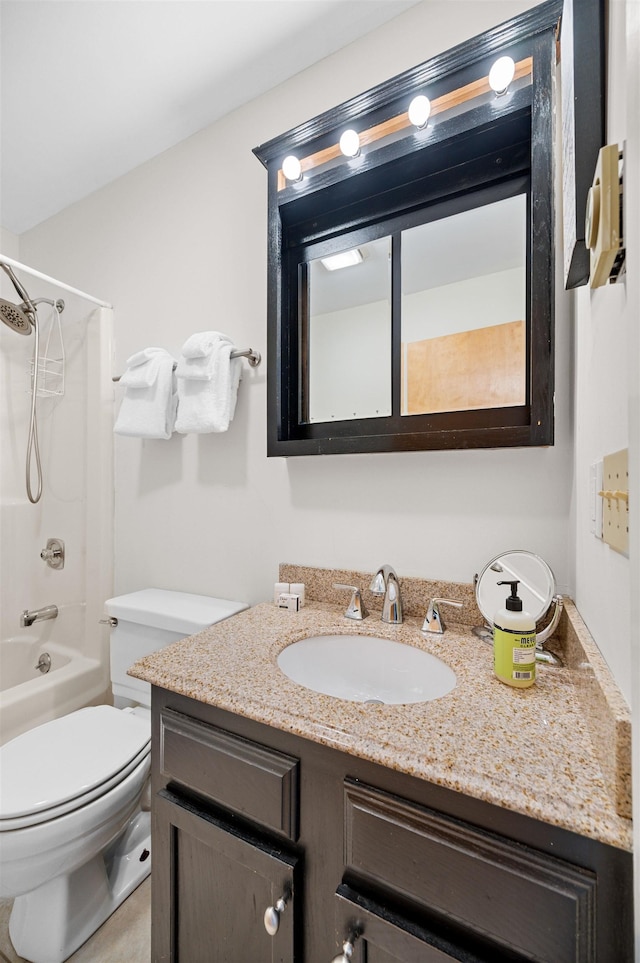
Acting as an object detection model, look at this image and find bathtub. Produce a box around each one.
[0,616,106,746]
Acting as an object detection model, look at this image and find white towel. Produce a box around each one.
[175,333,242,434]
[181,331,221,359]
[175,331,223,381]
[114,347,177,439]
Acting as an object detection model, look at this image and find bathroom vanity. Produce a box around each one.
[131,572,633,962]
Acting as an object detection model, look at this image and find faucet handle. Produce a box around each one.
[333,584,368,621]
[422,598,463,634]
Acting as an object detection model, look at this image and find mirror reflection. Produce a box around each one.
[308,236,391,423]
[476,550,555,625]
[401,194,527,415]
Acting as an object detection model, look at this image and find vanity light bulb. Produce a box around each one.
[339,129,360,158]
[282,155,302,182]
[489,56,516,95]
[408,95,431,129]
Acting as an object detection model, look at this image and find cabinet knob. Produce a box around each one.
[331,933,360,963]
[263,895,287,936]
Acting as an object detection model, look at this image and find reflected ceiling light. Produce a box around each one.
[282,155,302,182]
[320,248,363,271]
[489,56,516,95]
[408,94,431,129]
[339,129,360,158]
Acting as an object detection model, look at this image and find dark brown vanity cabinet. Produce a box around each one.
[151,689,633,963]
[152,706,301,962]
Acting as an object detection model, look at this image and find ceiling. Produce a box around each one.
[0,0,421,236]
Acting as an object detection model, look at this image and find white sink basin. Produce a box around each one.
[276,634,456,705]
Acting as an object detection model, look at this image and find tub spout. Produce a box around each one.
[20,604,58,627]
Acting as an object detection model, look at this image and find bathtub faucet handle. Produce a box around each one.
[40,538,65,570]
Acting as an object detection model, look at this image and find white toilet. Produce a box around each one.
[0,589,247,963]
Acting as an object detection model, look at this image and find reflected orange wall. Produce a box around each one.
[403,319,525,415]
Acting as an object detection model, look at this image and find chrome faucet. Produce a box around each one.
[20,604,58,627]
[369,564,403,624]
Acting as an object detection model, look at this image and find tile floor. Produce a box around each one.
[0,878,150,963]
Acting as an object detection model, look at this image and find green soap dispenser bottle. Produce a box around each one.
[493,579,536,688]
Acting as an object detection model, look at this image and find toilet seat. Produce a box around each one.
[0,705,150,831]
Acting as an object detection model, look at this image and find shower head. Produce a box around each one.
[0,298,34,334]
[0,263,36,332]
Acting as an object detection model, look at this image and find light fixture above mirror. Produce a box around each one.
[281,154,302,182]
[339,129,361,158]
[489,55,516,95]
[408,94,431,129]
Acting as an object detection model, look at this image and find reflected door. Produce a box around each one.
[308,237,392,423]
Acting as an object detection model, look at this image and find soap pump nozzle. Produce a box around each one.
[497,579,523,612]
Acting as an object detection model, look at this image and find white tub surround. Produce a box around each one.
[0,259,114,742]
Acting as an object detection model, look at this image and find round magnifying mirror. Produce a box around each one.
[474,550,563,649]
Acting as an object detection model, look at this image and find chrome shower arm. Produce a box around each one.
[1,263,37,320]
[1,262,30,302]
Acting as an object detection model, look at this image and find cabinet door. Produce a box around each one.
[334,886,484,963]
[153,789,299,962]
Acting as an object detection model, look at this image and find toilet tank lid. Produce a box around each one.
[105,589,248,634]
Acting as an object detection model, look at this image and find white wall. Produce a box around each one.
[18,0,576,620]
[570,0,637,704]
[569,0,639,929]
[0,228,19,260]
[626,0,640,935]
[402,267,525,341]
[0,230,24,505]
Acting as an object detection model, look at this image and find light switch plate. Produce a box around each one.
[602,448,629,555]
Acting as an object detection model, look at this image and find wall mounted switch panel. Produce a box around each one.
[601,448,629,555]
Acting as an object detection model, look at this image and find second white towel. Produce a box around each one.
[175,332,242,434]
[114,347,177,439]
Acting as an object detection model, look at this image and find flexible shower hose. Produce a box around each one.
[26,314,43,503]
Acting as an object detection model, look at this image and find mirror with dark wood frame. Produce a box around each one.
[254,0,564,457]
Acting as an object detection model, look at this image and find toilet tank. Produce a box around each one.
[105,589,248,707]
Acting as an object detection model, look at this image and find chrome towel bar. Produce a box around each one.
[112,347,261,381]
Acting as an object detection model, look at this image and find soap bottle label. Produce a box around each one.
[494,627,536,687]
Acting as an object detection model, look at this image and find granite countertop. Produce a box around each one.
[129,579,632,852]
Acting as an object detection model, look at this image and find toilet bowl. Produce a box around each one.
[1,706,151,963]
[0,589,248,963]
